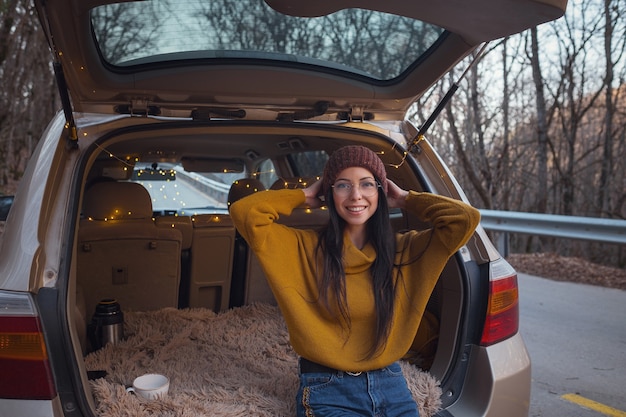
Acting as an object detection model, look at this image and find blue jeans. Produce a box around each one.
[296,361,420,417]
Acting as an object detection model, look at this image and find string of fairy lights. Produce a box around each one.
[83,138,424,222]
[93,138,417,181]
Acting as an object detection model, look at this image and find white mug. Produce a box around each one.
[126,373,169,400]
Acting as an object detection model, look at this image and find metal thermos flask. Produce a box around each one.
[90,299,124,349]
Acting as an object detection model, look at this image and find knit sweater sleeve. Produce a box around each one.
[229,188,307,252]
[402,191,481,256]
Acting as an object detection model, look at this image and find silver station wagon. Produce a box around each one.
[0,0,566,416]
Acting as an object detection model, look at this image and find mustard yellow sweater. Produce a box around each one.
[230,189,480,372]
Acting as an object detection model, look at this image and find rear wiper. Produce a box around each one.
[277,101,330,122]
[191,108,247,121]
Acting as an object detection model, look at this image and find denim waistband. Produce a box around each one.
[299,357,379,376]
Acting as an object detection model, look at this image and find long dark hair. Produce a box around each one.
[316,176,397,359]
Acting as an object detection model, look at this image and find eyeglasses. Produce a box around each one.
[332,180,380,197]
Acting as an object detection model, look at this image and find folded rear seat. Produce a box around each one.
[188,213,235,312]
[155,215,193,308]
[77,181,183,314]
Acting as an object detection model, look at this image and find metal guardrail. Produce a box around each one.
[479,209,626,256]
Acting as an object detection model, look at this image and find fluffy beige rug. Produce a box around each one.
[85,304,442,416]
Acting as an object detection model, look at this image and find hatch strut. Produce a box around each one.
[38,0,78,148]
[409,42,489,151]
[53,62,78,146]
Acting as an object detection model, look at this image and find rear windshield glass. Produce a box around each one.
[90,0,444,81]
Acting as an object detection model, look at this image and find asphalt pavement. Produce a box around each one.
[518,273,626,417]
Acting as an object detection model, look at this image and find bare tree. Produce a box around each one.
[597,0,626,219]
[440,42,526,211]
[0,0,56,194]
[549,3,605,215]
[528,27,551,214]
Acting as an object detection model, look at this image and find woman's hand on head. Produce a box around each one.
[302,180,324,208]
[385,179,409,209]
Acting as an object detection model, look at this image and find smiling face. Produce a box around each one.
[331,167,380,235]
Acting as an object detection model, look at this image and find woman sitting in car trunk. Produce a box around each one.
[230,145,480,416]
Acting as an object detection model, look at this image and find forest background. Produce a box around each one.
[1,0,625,268]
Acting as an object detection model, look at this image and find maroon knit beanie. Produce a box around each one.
[322,145,388,195]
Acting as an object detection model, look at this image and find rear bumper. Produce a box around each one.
[0,397,64,417]
[447,332,531,417]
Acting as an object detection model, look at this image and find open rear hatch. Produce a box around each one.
[36,0,567,129]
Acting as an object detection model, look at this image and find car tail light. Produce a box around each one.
[0,290,57,399]
[480,259,520,346]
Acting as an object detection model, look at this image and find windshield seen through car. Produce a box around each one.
[130,162,244,215]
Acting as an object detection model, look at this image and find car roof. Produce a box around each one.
[36,0,567,121]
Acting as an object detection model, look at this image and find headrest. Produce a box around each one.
[83,182,153,220]
[227,178,266,208]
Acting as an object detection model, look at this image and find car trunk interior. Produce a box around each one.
[65,121,468,413]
